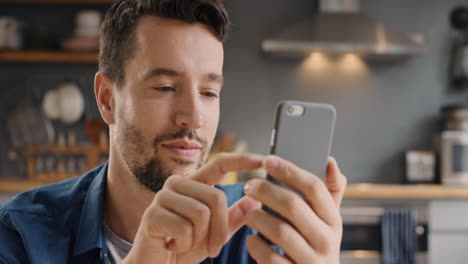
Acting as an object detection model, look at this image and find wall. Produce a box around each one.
[220,0,468,183]
[1,0,468,184]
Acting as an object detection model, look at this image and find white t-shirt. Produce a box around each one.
[103,223,133,264]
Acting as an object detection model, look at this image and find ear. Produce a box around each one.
[94,72,116,125]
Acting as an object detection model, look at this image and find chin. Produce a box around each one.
[170,167,197,177]
[167,158,199,175]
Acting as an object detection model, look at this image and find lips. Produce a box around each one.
[161,140,202,160]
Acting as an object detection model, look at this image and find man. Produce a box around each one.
[0,0,347,263]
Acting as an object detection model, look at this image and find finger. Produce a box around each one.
[155,188,210,253]
[263,155,341,227]
[141,206,193,253]
[227,195,261,238]
[246,235,292,264]
[244,179,330,251]
[190,152,263,185]
[246,209,317,263]
[165,175,228,257]
[325,157,347,208]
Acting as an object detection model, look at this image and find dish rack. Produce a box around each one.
[25,144,109,183]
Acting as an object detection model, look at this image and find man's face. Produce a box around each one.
[112,16,223,192]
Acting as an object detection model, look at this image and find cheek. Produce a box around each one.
[133,98,172,133]
[204,103,220,142]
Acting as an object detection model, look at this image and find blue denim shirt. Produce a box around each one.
[0,163,257,264]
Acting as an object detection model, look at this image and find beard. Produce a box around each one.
[116,117,209,193]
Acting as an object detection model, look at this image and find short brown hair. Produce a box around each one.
[99,0,230,87]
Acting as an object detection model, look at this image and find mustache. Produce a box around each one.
[153,129,208,149]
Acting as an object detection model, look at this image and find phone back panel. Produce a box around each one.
[260,101,336,244]
[271,101,336,179]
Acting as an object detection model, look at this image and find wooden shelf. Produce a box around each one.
[0,179,49,193]
[25,144,108,180]
[0,51,99,63]
[0,0,114,4]
[345,183,468,200]
[27,145,109,155]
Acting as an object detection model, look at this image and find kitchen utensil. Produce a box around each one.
[42,88,60,120]
[30,85,56,145]
[35,156,44,178]
[57,131,66,147]
[0,17,23,49]
[57,81,85,125]
[441,104,468,130]
[42,81,85,125]
[0,17,8,49]
[66,156,75,176]
[4,92,56,178]
[61,10,101,52]
[0,121,24,178]
[45,155,56,174]
[441,130,468,185]
[450,7,468,88]
[75,10,101,38]
[67,130,77,146]
[6,90,55,148]
[78,156,87,173]
[405,151,435,183]
[7,18,22,49]
[451,41,468,88]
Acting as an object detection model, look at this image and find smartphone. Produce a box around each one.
[261,101,336,243]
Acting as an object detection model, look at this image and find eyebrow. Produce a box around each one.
[206,73,224,85]
[142,68,180,81]
[142,67,224,85]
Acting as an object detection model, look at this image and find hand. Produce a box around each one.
[243,155,347,264]
[122,153,264,264]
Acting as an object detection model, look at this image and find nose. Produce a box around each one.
[174,91,204,129]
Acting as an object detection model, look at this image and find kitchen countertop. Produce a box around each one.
[2,179,468,199]
[345,183,468,200]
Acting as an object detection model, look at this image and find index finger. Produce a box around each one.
[263,155,341,227]
[190,152,264,185]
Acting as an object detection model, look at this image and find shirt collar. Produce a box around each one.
[73,162,108,257]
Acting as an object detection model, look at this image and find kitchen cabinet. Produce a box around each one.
[342,186,468,264]
[429,200,468,264]
[346,183,468,199]
[430,234,468,263]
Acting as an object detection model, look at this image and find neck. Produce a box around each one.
[104,145,155,243]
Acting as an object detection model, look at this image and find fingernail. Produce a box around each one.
[265,156,279,169]
[250,153,265,161]
[244,181,251,194]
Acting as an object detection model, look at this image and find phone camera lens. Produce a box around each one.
[287,105,304,116]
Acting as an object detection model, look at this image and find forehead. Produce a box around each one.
[128,15,224,79]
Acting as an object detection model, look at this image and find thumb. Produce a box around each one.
[326,157,347,208]
[227,195,261,240]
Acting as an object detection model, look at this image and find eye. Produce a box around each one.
[154,86,175,92]
[201,91,219,98]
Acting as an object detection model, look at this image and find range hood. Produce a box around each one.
[261,0,425,59]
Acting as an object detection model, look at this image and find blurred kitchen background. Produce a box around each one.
[3,0,468,263]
